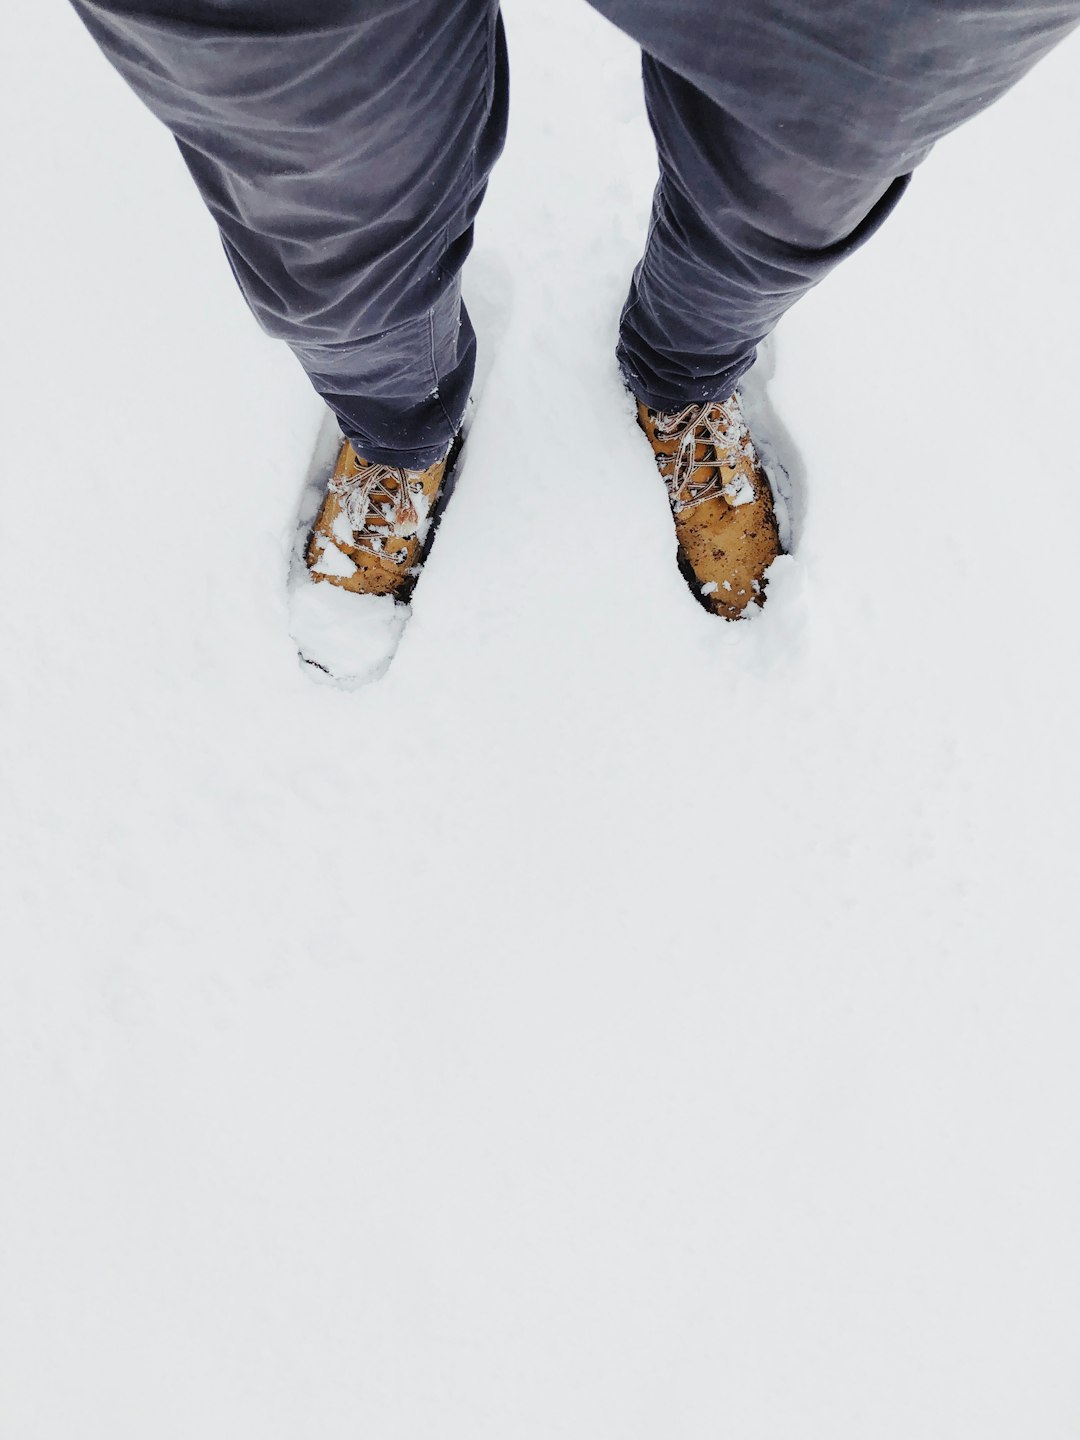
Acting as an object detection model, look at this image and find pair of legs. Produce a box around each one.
[71,0,1080,470]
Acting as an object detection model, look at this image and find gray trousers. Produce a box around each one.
[73,0,1080,467]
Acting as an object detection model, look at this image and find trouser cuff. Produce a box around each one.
[616,341,756,415]
[294,295,475,469]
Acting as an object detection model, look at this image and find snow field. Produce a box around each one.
[2,2,1079,1436]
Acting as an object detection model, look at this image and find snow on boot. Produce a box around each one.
[289,432,458,686]
[306,440,453,600]
[638,395,781,619]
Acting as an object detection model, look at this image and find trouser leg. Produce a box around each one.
[587,0,1080,410]
[70,0,508,467]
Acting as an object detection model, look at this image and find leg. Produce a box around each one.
[70,0,508,467]
[587,0,1080,408]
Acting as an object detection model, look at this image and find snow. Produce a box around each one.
[288,580,406,687]
[308,538,357,579]
[722,470,757,506]
[329,509,354,547]
[3,2,1080,1437]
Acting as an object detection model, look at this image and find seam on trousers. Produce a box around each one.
[293,304,437,358]
[430,227,458,434]
[620,178,665,332]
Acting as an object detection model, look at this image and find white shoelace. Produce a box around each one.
[653,398,753,513]
[328,459,423,563]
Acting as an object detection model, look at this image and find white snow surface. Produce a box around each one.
[3,4,1080,1437]
[289,581,407,687]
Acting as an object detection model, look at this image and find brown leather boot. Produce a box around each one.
[306,438,455,602]
[638,396,781,619]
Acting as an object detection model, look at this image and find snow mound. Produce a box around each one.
[288,576,408,686]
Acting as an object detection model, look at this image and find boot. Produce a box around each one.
[306,438,455,603]
[638,396,781,619]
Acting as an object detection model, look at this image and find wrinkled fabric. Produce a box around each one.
[72,0,1080,457]
[72,0,508,466]
[595,0,1080,406]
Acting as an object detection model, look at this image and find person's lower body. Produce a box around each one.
[71,0,508,470]
[72,0,1080,630]
[592,0,1080,409]
[73,0,1080,442]
[586,0,1080,614]
[585,0,1080,616]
